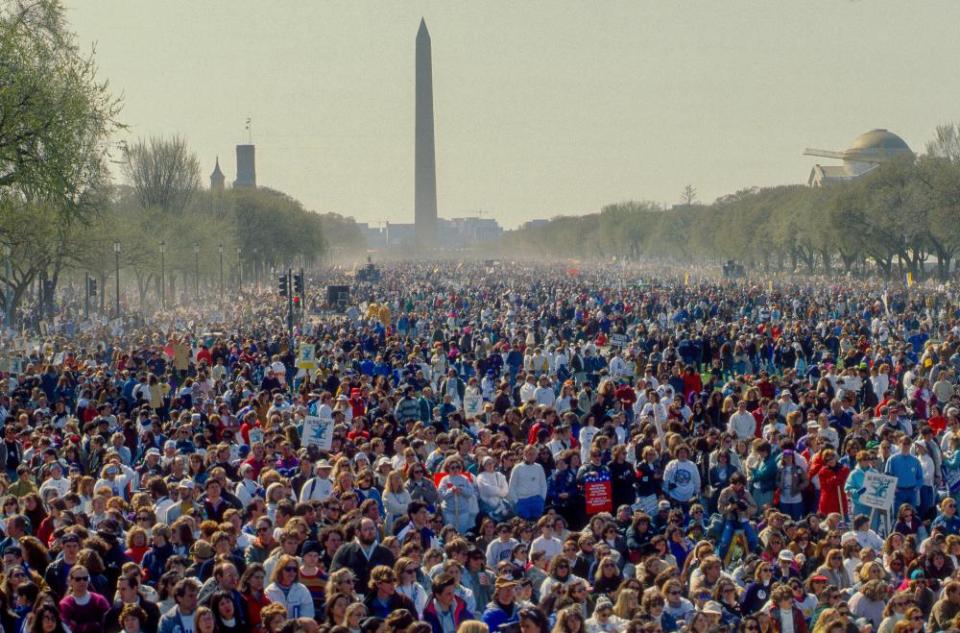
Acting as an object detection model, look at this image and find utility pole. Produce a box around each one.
[113,241,121,317]
[83,273,89,319]
[237,247,243,291]
[218,243,224,301]
[159,241,166,310]
[193,242,200,299]
[287,268,293,338]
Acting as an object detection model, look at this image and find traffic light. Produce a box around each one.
[87,278,97,297]
[278,274,288,297]
[293,272,304,295]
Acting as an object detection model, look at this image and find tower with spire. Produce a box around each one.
[415,18,438,247]
[210,157,225,191]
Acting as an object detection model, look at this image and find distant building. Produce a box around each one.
[804,129,913,187]
[521,219,550,231]
[359,222,417,250]
[235,144,257,188]
[360,216,503,250]
[210,157,225,191]
[439,217,503,248]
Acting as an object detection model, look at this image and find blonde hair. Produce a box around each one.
[456,622,489,633]
[613,588,639,619]
[385,470,404,493]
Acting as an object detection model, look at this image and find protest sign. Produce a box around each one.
[297,344,316,369]
[583,471,613,514]
[302,415,333,450]
[859,472,898,510]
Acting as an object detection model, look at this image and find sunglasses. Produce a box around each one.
[71,576,90,582]
[283,566,298,573]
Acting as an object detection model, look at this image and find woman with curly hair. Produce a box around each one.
[124,527,150,565]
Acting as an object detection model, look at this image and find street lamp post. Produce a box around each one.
[218,243,224,301]
[236,247,242,291]
[193,243,200,299]
[113,241,121,317]
[159,241,166,310]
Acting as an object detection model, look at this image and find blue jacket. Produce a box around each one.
[885,453,923,489]
[931,513,960,536]
[158,607,194,633]
[481,601,519,632]
[844,466,876,517]
[142,543,174,585]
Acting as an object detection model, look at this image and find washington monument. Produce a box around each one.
[415,18,438,246]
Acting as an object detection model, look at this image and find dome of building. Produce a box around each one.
[848,129,911,152]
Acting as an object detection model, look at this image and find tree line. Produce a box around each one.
[499,126,960,281]
[0,0,364,321]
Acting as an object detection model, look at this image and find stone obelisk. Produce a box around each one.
[415,18,438,247]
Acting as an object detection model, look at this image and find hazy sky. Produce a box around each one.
[67,1,960,229]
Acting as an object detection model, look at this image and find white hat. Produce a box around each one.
[778,550,794,562]
[702,601,723,616]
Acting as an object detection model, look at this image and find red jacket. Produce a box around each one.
[768,605,808,633]
[809,461,849,515]
[681,373,702,400]
[615,385,637,407]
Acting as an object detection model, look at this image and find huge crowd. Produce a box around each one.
[1,262,960,633]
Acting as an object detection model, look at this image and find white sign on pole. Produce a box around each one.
[302,415,333,451]
[610,334,629,348]
[463,394,482,417]
[859,472,898,510]
[297,344,316,369]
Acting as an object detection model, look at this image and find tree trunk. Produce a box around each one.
[820,249,832,275]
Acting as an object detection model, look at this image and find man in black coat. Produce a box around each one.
[329,517,395,595]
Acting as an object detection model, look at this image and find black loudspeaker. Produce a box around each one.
[326,285,350,307]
